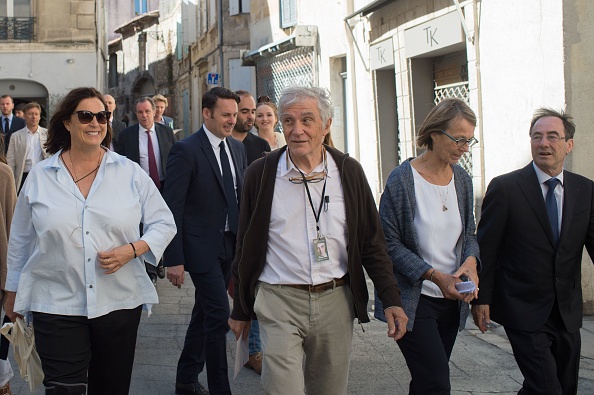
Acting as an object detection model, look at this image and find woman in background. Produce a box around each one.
[377,98,480,394]
[4,87,176,395]
[0,136,16,395]
[255,96,286,150]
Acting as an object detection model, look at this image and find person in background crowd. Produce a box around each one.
[13,104,25,119]
[377,98,480,394]
[4,87,176,395]
[0,144,16,395]
[473,108,594,395]
[7,102,50,194]
[164,87,247,395]
[153,94,174,129]
[117,96,176,284]
[0,95,25,154]
[102,94,126,151]
[231,90,270,165]
[230,90,270,375]
[254,97,286,150]
[229,86,407,395]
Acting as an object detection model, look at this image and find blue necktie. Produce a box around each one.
[545,178,560,244]
[219,141,239,234]
[3,117,8,134]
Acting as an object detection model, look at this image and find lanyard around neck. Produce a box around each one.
[288,148,327,236]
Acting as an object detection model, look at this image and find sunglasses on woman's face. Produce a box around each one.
[73,110,111,125]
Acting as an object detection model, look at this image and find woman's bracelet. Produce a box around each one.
[129,242,137,258]
[429,269,437,283]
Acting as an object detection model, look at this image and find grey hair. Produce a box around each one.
[278,86,334,125]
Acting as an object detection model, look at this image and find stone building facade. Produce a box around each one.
[0,0,107,121]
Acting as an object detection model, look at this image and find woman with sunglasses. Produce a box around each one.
[4,87,176,395]
[255,97,286,150]
[376,98,480,394]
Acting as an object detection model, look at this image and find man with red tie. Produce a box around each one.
[117,96,176,284]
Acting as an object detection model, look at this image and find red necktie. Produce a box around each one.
[146,131,161,189]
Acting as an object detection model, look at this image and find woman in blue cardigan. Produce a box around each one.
[377,98,480,394]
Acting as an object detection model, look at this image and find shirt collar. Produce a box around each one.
[27,127,39,135]
[139,123,154,134]
[280,148,332,178]
[533,162,564,186]
[2,114,13,122]
[203,124,226,148]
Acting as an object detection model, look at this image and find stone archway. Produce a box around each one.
[0,79,50,126]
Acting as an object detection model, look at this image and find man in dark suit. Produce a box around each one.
[103,94,126,150]
[231,90,270,166]
[473,108,594,395]
[164,87,247,395]
[117,96,176,283]
[0,95,26,152]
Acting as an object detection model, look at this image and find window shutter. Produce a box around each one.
[280,0,297,28]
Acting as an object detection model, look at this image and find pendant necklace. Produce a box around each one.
[437,187,449,211]
[421,152,450,211]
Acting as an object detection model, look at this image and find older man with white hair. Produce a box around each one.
[229,86,408,395]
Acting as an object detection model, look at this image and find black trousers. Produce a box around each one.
[397,295,460,395]
[505,301,580,395]
[33,306,142,395]
[176,232,235,395]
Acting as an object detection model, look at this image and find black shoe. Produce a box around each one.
[175,382,209,395]
[149,274,158,287]
[157,263,166,279]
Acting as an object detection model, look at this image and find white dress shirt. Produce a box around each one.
[533,162,564,235]
[203,126,238,232]
[6,150,177,318]
[411,167,462,298]
[259,150,348,285]
[138,124,164,181]
[24,127,43,172]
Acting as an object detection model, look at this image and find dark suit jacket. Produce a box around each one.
[162,128,247,273]
[116,122,176,181]
[476,163,594,333]
[1,116,26,152]
[242,132,270,165]
[110,118,126,150]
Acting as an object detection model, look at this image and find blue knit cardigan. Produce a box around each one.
[375,159,480,331]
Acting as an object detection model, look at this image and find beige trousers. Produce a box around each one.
[254,282,355,395]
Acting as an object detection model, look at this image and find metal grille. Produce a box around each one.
[255,46,314,104]
[434,81,473,175]
[0,17,35,41]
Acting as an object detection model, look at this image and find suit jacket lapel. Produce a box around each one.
[197,128,225,192]
[559,171,577,244]
[155,124,168,170]
[131,125,141,163]
[517,163,557,247]
[227,137,243,204]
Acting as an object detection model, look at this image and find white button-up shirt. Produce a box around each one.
[24,127,43,172]
[138,124,164,181]
[203,125,238,232]
[533,162,564,235]
[6,150,176,318]
[258,150,348,285]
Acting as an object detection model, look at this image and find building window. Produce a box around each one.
[0,0,33,41]
[109,53,118,88]
[230,0,250,16]
[280,0,297,28]
[135,0,148,15]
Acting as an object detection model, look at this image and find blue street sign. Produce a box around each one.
[207,73,219,85]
